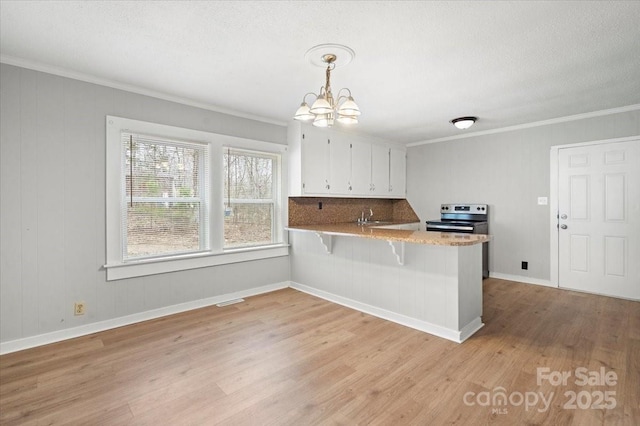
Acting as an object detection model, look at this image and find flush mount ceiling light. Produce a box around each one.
[450,116,477,130]
[294,44,360,128]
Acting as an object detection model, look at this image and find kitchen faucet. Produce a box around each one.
[359,207,374,223]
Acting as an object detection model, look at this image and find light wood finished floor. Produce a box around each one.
[1,278,638,425]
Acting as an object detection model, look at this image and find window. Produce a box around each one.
[224,148,278,248]
[123,132,209,260]
[106,116,287,280]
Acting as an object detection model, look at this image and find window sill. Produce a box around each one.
[104,244,289,281]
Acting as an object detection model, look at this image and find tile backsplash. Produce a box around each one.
[288,197,420,226]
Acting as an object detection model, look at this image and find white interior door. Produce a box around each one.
[558,139,640,300]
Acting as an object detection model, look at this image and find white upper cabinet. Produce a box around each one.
[300,125,331,194]
[370,144,389,195]
[288,122,406,198]
[350,138,372,195]
[329,133,352,195]
[389,147,407,197]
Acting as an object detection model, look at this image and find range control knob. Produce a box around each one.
[477,207,481,211]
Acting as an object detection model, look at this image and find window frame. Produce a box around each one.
[105,116,288,281]
[223,147,280,249]
[122,132,210,260]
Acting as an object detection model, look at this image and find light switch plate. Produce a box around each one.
[537,197,548,205]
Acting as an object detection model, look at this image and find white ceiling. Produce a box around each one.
[1,1,639,145]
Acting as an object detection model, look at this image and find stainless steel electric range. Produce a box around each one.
[426,203,489,278]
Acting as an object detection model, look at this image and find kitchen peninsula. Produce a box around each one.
[287,222,491,343]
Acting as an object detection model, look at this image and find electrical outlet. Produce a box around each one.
[74,302,85,316]
[521,261,528,270]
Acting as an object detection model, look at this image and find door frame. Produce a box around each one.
[549,135,640,287]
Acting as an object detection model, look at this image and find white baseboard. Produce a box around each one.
[2,276,513,355]
[489,272,556,288]
[0,282,289,355]
[289,281,482,343]
[458,317,485,342]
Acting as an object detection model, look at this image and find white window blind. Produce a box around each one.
[122,132,210,260]
[223,147,279,248]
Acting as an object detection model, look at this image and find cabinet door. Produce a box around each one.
[301,128,330,194]
[389,148,406,197]
[370,144,389,195]
[329,133,352,195]
[350,139,372,195]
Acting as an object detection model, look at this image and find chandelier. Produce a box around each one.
[293,45,360,128]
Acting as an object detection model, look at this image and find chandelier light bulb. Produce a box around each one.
[294,102,314,121]
[310,97,333,115]
[313,113,334,128]
[337,115,358,125]
[337,97,361,116]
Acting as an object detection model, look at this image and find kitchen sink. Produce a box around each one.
[358,220,394,225]
[372,223,421,231]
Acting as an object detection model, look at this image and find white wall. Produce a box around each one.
[406,109,640,283]
[0,63,289,347]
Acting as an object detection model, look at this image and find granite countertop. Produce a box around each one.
[287,222,491,246]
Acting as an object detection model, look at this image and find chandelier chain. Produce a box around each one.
[325,65,332,97]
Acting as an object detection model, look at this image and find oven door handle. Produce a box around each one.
[427,224,474,232]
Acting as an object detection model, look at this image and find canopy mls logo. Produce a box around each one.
[463,366,618,415]
[462,387,553,414]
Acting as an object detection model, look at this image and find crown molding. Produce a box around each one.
[3,55,637,142]
[406,104,640,147]
[0,55,288,127]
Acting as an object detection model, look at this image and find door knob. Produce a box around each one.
[560,214,568,219]
[560,224,568,229]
